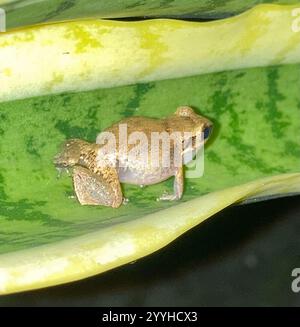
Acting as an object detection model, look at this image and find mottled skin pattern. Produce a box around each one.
[54,139,123,208]
[73,166,122,208]
[54,106,213,208]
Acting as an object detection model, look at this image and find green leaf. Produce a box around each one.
[1,0,299,30]
[1,6,300,103]
[0,4,299,294]
[0,63,299,294]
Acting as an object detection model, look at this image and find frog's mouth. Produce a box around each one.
[53,154,74,177]
[53,151,77,169]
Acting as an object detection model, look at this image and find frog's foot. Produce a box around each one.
[158,167,184,202]
[73,166,123,208]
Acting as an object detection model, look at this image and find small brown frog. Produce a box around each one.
[54,106,213,208]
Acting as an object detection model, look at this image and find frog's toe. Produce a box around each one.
[122,197,130,205]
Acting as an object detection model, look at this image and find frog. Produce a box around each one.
[54,106,213,208]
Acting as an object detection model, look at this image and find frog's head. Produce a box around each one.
[54,138,92,168]
[173,106,213,145]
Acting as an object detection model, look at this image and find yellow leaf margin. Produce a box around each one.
[0,173,299,295]
[0,4,300,102]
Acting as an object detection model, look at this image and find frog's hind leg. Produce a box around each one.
[158,166,183,201]
[73,166,123,208]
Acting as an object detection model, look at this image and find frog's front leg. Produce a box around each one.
[73,166,123,208]
[158,166,183,201]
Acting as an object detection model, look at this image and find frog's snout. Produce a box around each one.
[54,138,84,168]
[53,149,76,168]
[53,154,68,168]
[54,160,68,168]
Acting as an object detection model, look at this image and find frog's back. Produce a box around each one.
[96,116,175,185]
[103,116,167,137]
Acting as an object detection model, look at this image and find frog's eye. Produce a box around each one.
[204,126,212,140]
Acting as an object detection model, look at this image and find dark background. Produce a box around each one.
[0,195,299,307]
